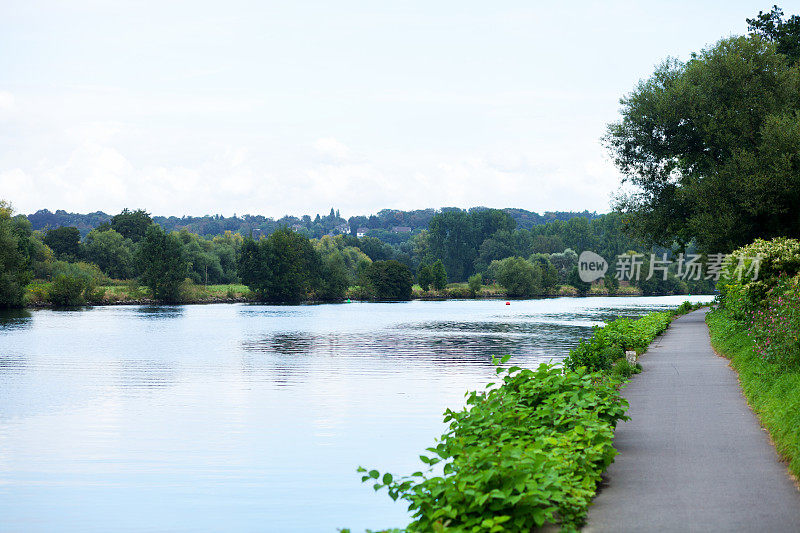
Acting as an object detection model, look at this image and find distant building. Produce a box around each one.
[391,226,412,233]
[356,227,369,238]
[290,224,304,232]
[333,223,350,235]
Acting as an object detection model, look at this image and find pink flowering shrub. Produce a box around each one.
[746,274,800,368]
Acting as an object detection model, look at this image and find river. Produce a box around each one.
[0,295,712,532]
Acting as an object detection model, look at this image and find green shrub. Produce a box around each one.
[468,273,482,297]
[564,312,673,372]
[46,262,107,306]
[612,359,642,379]
[48,274,90,306]
[566,340,622,372]
[719,237,800,317]
[444,284,471,299]
[489,256,542,297]
[362,260,413,300]
[360,358,629,531]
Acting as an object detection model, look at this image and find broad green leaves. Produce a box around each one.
[358,362,629,531]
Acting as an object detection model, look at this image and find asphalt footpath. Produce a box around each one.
[584,308,800,532]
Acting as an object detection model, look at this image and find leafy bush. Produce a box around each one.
[489,256,542,297]
[362,260,413,300]
[360,358,629,531]
[745,274,800,369]
[48,274,91,306]
[467,273,482,297]
[566,341,622,373]
[719,237,800,317]
[564,312,673,372]
[444,284,471,299]
[46,261,107,306]
[611,359,642,379]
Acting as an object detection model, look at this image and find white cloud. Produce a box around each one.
[312,138,355,164]
[0,91,14,113]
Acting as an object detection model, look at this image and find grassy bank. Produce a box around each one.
[351,305,696,532]
[23,279,686,307]
[25,280,252,306]
[707,309,800,479]
[411,282,645,300]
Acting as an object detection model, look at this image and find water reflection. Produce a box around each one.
[0,354,26,374]
[136,305,184,319]
[241,330,563,363]
[0,308,32,330]
[0,296,714,532]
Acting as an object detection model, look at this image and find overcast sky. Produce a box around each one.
[0,1,788,218]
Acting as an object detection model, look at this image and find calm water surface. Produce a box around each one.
[0,296,712,532]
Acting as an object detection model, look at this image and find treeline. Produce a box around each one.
[0,203,416,306]
[1,200,714,307]
[27,206,600,239]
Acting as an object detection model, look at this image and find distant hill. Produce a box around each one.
[26,207,602,238]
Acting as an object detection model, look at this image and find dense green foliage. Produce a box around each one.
[237,228,324,302]
[45,262,106,306]
[417,264,433,292]
[359,358,629,531]
[362,260,413,300]
[748,5,800,61]
[566,266,590,295]
[82,228,135,279]
[430,260,447,291]
[6,202,718,305]
[43,226,81,261]
[138,225,189,302]
[111,208,153,242]
[607,26,800,252]
[467,273,482,296]
[27,206,600,240]
[427,209,516,281]
[564,312,674,372]
[0,202,34,308]
[488,256,542,297]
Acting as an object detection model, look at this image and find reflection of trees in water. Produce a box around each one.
[0,354,27,375]
[135,306,184,320]
[242,332,317,355]
[240,330,555,362]
[0,309,32,330]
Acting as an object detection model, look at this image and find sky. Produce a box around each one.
[0,0,793,218]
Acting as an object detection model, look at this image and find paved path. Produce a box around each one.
[584,309,800,532]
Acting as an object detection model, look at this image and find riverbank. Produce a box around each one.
[355,305,695,531]
[20,279,710,308]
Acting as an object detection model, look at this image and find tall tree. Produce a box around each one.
[237,228,322,302]
[83,228,134,279]
[363,260,412,300]
[606,34,800,252]
[748,5,800,62]
[112,208,153,242]
[44,226,81,260]
[431,259,447,290]
[0,201,33,308]
[138,225,189,302]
